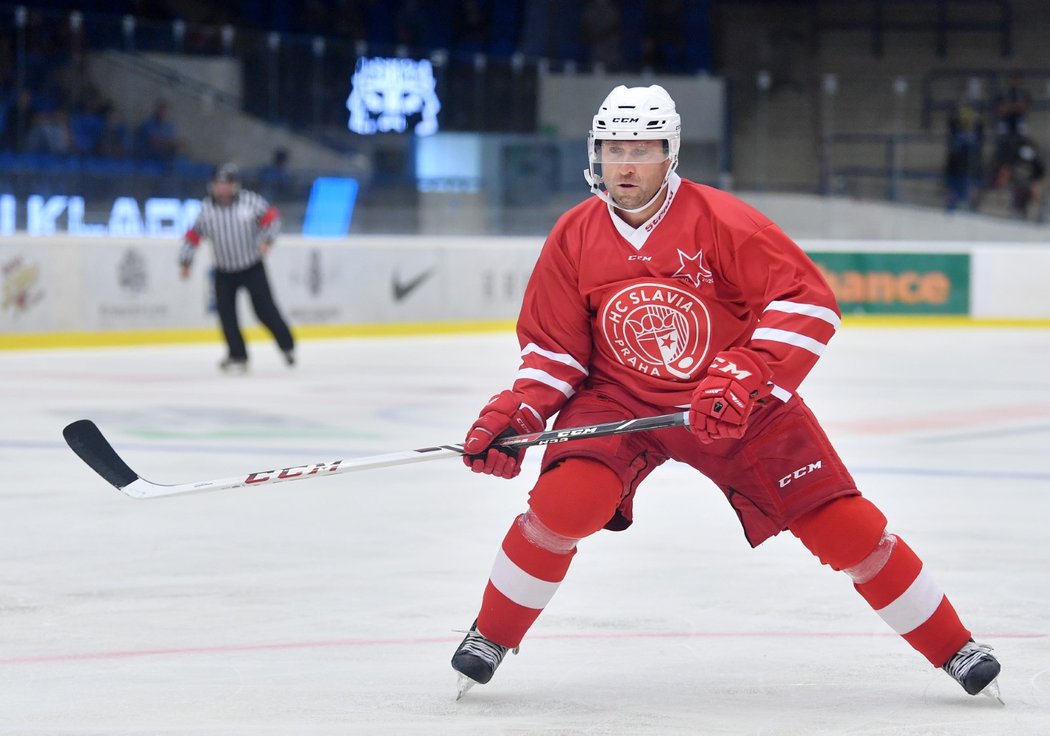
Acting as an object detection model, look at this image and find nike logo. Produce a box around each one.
[392,267,436,301]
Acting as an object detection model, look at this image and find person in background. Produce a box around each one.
[944,85,985,212]
[23,105,72,155]
[993,71,1030,143]
[179,162,296,372]
[136,97,180,162]
[1002,136,1045,221]
[450,84,1003,704]
[990,71,1031,180]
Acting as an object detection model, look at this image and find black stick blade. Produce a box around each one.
[62,420,140,490]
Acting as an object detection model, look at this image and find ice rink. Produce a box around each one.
[2,326,1049,735]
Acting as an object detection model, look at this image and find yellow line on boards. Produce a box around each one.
[3,316,1050,351]
[0,321,518,351]
[840,315,1050,329]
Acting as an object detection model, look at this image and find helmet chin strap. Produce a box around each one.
[584,162,676,215]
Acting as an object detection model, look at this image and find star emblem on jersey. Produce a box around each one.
[672,249,713,287]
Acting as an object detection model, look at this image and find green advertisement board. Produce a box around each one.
[808,252,970,315]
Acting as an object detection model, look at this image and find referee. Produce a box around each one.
[180,162,295,372]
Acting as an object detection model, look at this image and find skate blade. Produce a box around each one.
[455,673,477,701]
[980,678,1005,706]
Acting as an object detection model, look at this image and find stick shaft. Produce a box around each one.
[63,412,689,499]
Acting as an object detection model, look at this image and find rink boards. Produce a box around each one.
[2,234,1049,348]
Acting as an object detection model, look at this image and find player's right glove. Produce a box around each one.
[463,390,544,479]
[688,347,774,444]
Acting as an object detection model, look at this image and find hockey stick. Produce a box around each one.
[62,412,689,500]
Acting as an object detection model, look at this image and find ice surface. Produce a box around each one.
[1,327,1048,734]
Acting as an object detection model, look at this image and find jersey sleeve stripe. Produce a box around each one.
[752,327,827,356]
[765,300,842,328]
[519,402,543,424]
[515,368,576,398]
[521,343,588,375]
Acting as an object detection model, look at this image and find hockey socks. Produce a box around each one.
[476,513,576,648]
[475,458,624,647]
[849,534,971,667]
[791,495,970,667]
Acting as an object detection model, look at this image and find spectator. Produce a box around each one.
[998,136,1045,221]
[23,106,72,155]
[944,86,984,212]
[991,71,1031,175]
[135,98,180,161]
[68,97,106,156]
[994,71,1031,140]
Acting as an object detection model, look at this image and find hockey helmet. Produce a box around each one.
[212,162,241,184]
[209,162,241,198]
[584,85,681,211]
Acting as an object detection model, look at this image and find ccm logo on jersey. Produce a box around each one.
[778,460,823,488]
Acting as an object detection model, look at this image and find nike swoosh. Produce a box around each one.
[392,268,436,301]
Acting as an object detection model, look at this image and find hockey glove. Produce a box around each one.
[463,390,544,479]
[689,347,774,444]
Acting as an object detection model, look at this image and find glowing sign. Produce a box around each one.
[346,57,440,136]
[0,194,201,237]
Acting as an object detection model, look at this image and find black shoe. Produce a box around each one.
[942,639,1002,700]
[451,620,516,697]
[282,350,295,367]
[219,357,248,373]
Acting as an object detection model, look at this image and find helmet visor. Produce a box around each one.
[591,138,670,165]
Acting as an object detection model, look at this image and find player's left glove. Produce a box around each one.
[463,391,544,479]
[689,347,774,444]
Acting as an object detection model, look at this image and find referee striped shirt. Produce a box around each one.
[179,190,281,273]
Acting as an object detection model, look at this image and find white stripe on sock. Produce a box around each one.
[488,547,561,610]
[874,566,944,635]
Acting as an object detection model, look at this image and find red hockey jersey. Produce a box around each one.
[511,173,842,421]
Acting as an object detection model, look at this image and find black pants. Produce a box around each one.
[214,262,294,361]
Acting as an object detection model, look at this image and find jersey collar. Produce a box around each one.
[607,171,681,250]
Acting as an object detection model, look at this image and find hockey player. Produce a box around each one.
[451,84,1002,701]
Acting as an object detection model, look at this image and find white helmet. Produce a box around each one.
[584,84,681,212]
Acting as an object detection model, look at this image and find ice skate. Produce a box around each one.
[942,639,1003,704]
[451,620,517,699]
[219,357,248,373]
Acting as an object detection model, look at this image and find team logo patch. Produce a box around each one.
[600,282,711,379]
